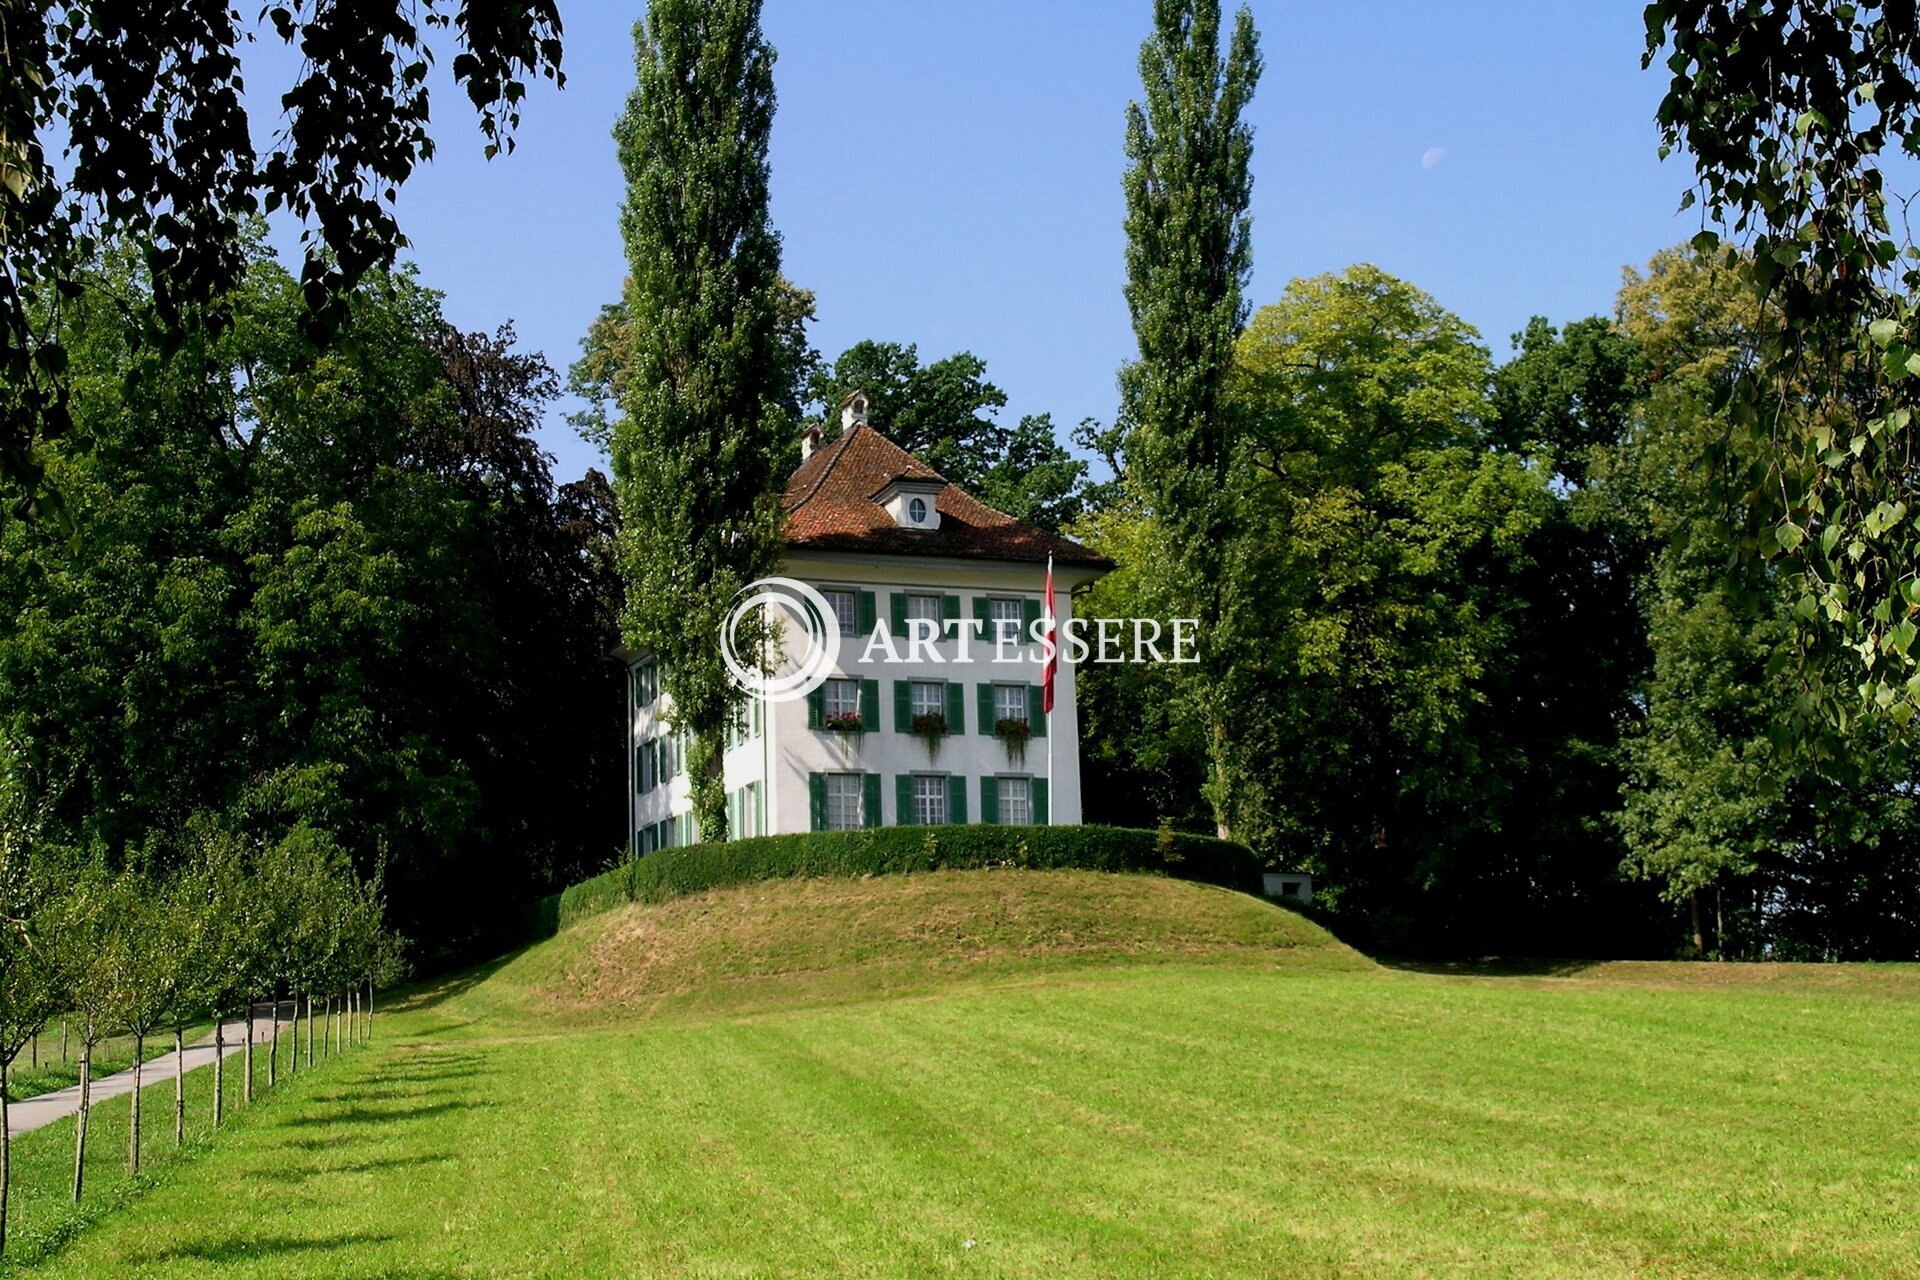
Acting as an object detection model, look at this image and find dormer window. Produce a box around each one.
[873,477,944,531]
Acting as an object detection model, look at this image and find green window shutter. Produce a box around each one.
[978,683,995,735]
[863,773,882,829]
[896,774,916,826]
[1022,597,1041,641]
[861,678,880,731]
[941,594,961,627]
[890,591,908,636]
[894,679,912,733]
[807,684,825,730]
[946,680,965,733]
[1029,684,1047,736]
[948,774,968,825]
[980,775,1000,824]
[755,782,766,836]
[809,773,827,832]
[972,595,990,627]
[857,589,877,636]
[634,745,644,794]
[752,696,763,738]
[1032,779,1050,826]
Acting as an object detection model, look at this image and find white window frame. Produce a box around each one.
[822,588,858,637]
[824,678,861,720]
[914,774,948,826]
[910,680,945,719]
[994,682,1029,726]
[989,597,1024,645]
[906,593,944,626]
[826,773,864,831]
[998,776,1031,825]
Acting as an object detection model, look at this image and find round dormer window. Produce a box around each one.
[908,497,928,523]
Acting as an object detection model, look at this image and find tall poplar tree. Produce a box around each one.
[610,0,792,840]
[1119,0,1261,836]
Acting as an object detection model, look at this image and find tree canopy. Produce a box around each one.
[0,0,566,517]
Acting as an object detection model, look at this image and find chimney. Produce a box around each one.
[839,389,870,432]
[799,422,824,460]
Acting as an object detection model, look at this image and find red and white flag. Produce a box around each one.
[1041,554,1057,715]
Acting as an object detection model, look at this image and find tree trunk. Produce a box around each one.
[3,1079,11,1259]
[269,1000,280,1088]
[60,1017,67,1065]
[2,1074,10,1258]
[1689,890,1706,954]
[212,1018,225,1128]
[243,1003,254,1105]
[305,995,313,1068]
[71,1033,91,1202]
[173,1028,185,1147]
[367,981,374,1041]
[128,1033,143,1174]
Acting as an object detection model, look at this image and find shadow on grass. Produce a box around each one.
[138,1231,394,1264]
[1378,957,1609,978]
[248,1150,457,1184]
[284,1098,487,1129]
[377,951,523,1017]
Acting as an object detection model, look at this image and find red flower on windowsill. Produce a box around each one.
[824,712,865,733]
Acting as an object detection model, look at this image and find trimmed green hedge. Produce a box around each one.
[525,825,1261,939]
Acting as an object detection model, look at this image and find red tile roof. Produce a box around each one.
[781,424,1112,568]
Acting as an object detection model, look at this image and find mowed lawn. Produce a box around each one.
[7,870,1919,1279]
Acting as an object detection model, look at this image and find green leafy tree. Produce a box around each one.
[0,0,564,511]
[1458,312,1666,955]
[1492,316,1647,487]
[87,866,187,1173]
[1119,0,1261,835]
[1606,246,1920,958]
[1,245,621,962]
[44,861,116,1202]
[0,846,60,1257]
[805,341,1009,489]
[1645,3,1920,725]
[606,0,796,840]
[1226,266,1550,948]
[804,343,1089,528]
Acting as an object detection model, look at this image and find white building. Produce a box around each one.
[627,392,1112,849]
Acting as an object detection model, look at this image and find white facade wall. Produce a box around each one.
[628,551,1100,847]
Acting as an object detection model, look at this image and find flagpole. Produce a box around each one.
[1045,555,1054,824]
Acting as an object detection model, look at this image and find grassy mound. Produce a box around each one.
[526,823,1264,938]
[474,868,1361,1021]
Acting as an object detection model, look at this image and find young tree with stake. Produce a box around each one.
[0,846,61,1258]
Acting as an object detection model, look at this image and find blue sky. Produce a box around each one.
[262,1,1695,483]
